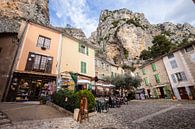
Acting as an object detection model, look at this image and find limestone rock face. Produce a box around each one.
[90,8,195,64]
[0,0,49,33]
[63,28,87,41]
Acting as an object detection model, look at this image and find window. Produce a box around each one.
[154,74,160,83]
[185,45,194,52]
[144,78,149,86]
[175,72,187,81]
[171,74,177,83]
[168,53,174,59]
[151,63,156,71]
[0,47,2,53]
[142,69,146,75]
[81,61,87,74]
[79,43,89,55]
[111,72,114,78]
[191,54,195,62]
[170,60,178,69]
[25,52,53,73]
[37,35,51,49]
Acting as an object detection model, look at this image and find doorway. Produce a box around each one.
[178,87,189,99]
[159,87,165,98]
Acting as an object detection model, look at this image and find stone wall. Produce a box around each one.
[0,34,18,101]
[181,44,195,82]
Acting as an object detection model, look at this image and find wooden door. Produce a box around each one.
[178,87,189,99]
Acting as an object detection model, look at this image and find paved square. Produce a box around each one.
[1,100,195,129]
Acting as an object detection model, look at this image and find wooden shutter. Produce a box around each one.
[46,57,53,73]
[86,47,89,55]
[25,52,35,71]
[84,62,87,73]
[152,63,156,71]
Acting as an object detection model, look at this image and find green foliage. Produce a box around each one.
[126,18,144,29]
[151,35,173,58]
[105,74,142,90]
[177,38,190,47]
[162,31,171,36]
[112,20,120,27]
[52,90,78,112]
[52,90,95,112]
[76,90,95,112]
[123,48,129,59]
[140,49,152,60]
[140,35,175,59]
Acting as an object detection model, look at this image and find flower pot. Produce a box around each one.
[189,96,193,100]
[172,96,176,100]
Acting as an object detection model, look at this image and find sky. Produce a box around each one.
[49,0,195,37]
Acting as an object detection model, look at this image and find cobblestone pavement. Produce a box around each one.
[3,117,79,129]
[1,100,195,129]
[79,100,195,129]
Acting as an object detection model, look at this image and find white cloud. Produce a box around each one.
[50,0,195,37]
[165,0,195,26]
[50,0,98,37]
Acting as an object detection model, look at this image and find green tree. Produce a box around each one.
[150,35,172,58]
[140,35,174,60]
[104,74,141,92]
[140,49,151,60]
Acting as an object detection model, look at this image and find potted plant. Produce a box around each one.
[39,96,47,104]
[189,92,193,100]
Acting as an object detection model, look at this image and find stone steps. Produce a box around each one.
[0,111,12,127]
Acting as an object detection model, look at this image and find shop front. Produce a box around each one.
[6,71,56,102]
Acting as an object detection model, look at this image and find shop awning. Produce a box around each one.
[95,83,115,87]
[77,79,90,84]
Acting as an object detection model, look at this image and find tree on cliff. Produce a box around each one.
[140,35,173,59]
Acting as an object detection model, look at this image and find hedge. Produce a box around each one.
[52,89,95,112]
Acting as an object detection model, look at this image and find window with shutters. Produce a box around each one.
[151,63,156,71]
[170,60,178,69]
[171,74,177,83]
[144,78,149,86]
[81,61,87,74]
[185,45,194,52]
[37,35,51,49]
[79,43,89,55]
[25,52,53,73]
[154,74,160,83]
[175,72,187,81]
[111,72,114,78]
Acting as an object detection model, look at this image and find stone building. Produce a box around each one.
[163,42,195,100]
[135,58,173,99]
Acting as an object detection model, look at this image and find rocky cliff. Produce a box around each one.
[90,8,195,65]
[0,0,49,33]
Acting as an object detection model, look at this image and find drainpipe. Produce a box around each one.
[2,21,29,101]
[56,34,63,91]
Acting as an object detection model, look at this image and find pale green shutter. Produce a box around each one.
[84,62,87,73]
[81,61,83,73]
[155,74,160,83]
[86,47,89,55]
[152,63,156,71]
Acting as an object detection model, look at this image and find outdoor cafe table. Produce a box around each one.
[96,98,109,113]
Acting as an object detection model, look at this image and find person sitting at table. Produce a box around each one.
[109,96,112,108]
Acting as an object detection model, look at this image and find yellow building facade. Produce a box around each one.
[59,34,96,90]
